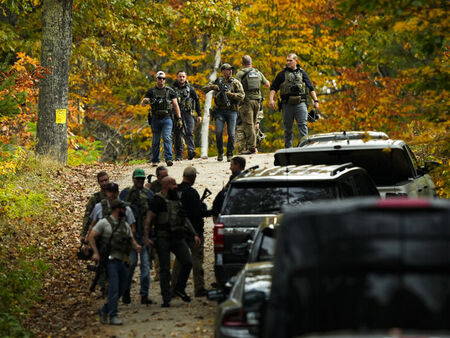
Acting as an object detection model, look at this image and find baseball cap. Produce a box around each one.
[183,166,198,177]
[156,71,166,78]
[133,168,146,178]
[220,63,233,71]
[105,182,119,192]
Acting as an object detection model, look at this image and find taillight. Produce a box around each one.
[214,223,224,252]
[222,308,246,327]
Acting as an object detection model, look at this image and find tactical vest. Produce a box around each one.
[150,87,173,118]
[122,187,150,234]
[174,83,195,115]
[241,68,261,94]
[155,192,186,237]
[107,215,132,256]
[214,77,237,110]
[279,69,306,103]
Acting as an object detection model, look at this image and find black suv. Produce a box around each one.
[213,163,380,287]
[263,198,450,338]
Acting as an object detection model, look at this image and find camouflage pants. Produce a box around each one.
[236,99,260,153]
[171,234,205,294]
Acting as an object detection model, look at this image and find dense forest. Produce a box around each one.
[1,0,448,185]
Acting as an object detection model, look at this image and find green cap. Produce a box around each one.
[133,168,146,178]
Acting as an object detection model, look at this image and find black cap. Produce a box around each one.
[105,182,119,192]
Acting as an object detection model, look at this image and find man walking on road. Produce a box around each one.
[120,168,154,305]
[172,167,210,297]
[173,71,202,161]
[235,55,270,155]
[269,53,319,147]
[141,71,183,167]
[202,63,245,162]
[144,176,200,307]
[89,199,141,325]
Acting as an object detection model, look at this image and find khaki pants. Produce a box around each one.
[237,99,260,153]
[171,234,205,294]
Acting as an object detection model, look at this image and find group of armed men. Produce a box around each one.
[79,156,247,325]
[141,53,320,165]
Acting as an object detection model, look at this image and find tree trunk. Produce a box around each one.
[36,0,73,164]
[200,39,223,159]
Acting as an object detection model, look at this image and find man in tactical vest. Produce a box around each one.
[80,171,110,243]
[172,166,211,297]
[202,63,245,162]
[173,71,202,161]
[141,71,183,167]
[269,53,319,147]
[119,169,155,305]
[144,176,201,307]
[89,199,142,325]
[235,55,270,155]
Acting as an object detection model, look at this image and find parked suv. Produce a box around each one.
[263,198,450,338]
[213,163,380,287]
[274,131,438,197]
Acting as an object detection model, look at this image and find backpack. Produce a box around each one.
[241,68,261,92]
[155,192,187,236]
[106,215,132,256]
[100,199,112,218]
[121,187,151,234]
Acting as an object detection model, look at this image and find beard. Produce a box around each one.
[168,188,179,200]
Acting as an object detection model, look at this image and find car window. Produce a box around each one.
[222,181,337,215]
[285,149,416,186]
[338,178,355,197]
[405,145,419,174]
[258,235,276,261]
[352,173,380,196]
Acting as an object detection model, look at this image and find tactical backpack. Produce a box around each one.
[100,199,112,218]
[121,187,150,235]
[106,215,132,256]
[241,68,261,93]
[155,192,187,237]
[150,87,173,118]
[279,69,306,104]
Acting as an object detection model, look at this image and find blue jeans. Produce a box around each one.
[126,237,150,297]
[151,117,173,162]
[102,259,129,318]
[282,102,308,148]
[215,110,237,155]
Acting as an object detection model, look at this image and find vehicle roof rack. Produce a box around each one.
[330,162,354,176]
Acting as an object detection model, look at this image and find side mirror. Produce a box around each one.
[207,289,226,303]
[424,161,441,172]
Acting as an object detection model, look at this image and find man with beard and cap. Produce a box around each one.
[144,176,201,307]
[120,169,155,305]
[202,63,245,162]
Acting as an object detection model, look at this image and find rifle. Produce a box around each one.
[216,78,231,108]
[200,188,212,202]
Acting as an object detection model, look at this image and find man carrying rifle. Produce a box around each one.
[89,199,141,326]
[202,63,245,162]
[173,71,202,161]
[172,166,212,297]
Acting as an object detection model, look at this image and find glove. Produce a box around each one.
[212,84,219,91]
[226,91,234,98]
[176,118,183,129]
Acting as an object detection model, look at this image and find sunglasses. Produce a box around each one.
[157,77,166,80]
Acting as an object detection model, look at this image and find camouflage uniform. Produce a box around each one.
[235,67,269,154]
[81,191,107,238]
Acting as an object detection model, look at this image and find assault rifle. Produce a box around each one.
[200,188,212,202]
[216,78,231,108]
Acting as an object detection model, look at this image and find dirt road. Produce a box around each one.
[82,152,275,337]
